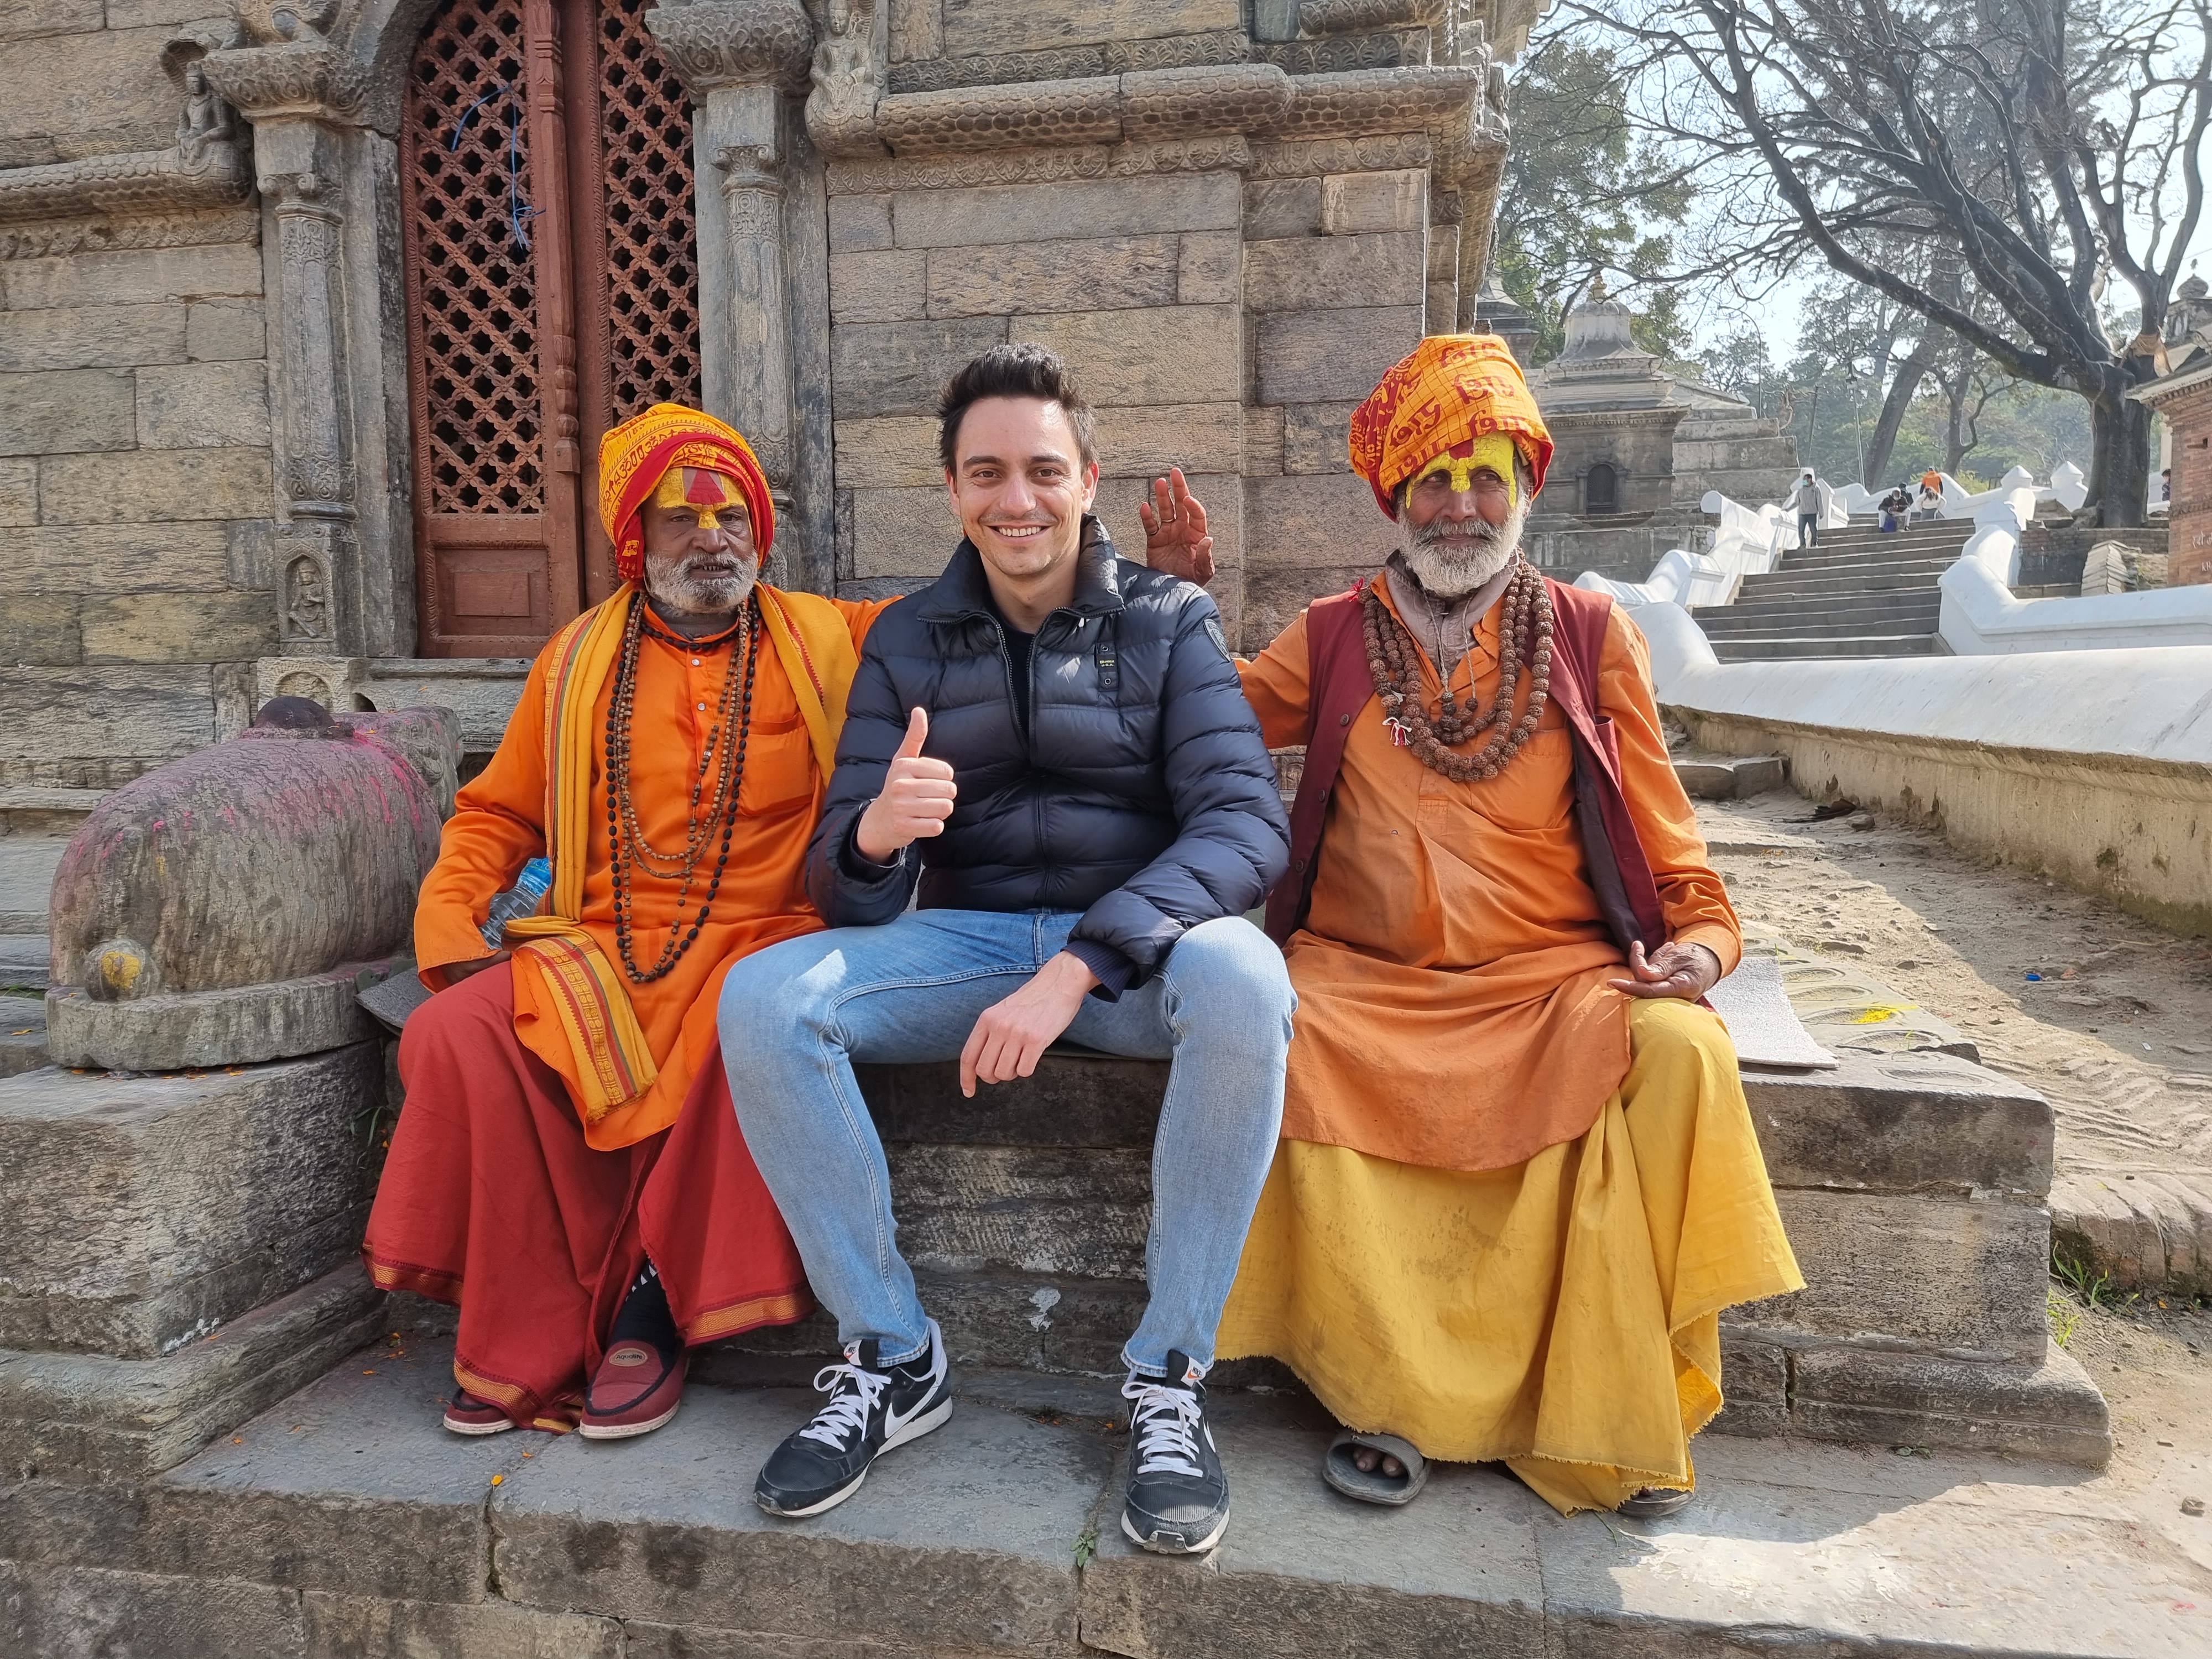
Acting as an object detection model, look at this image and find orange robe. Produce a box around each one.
[413,594,888,1150]
[1237,580,1741,1169]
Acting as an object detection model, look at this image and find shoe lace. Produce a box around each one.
[799,1361,889,1450]
[1123,1375,1206,1479]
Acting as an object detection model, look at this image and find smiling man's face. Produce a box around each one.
[945,395,1098,588]
[641,483,755,620]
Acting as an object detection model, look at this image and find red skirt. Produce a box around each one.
[362,962,812,1429]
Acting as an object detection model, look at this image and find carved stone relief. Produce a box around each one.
[645,0,816,92]
[806,0,886,159]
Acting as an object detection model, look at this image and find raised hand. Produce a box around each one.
[1138,466,1215,586]
[855,707,957,864]
[1605,939,1724,1001]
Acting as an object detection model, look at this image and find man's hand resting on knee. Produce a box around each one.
[1605,939,1722,1001]
[959,951,1100,1097]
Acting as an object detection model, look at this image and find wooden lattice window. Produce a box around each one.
[403,0,703,658]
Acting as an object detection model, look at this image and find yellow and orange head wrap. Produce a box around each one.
[1347,333,1554,520]
[597,402,776,581]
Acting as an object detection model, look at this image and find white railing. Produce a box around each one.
[1572,490,1793,609]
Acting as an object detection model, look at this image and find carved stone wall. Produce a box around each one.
[0,12,281,790]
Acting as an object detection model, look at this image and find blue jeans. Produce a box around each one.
[718,910,1294,1374]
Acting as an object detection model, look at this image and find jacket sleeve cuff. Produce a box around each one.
[837,818,907,888]
[1064,938,1137,1001]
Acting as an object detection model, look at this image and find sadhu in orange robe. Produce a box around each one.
[364,406,889,1428]
[1216,577,1804,1512]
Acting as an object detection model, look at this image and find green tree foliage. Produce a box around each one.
[1492,26,1697,366]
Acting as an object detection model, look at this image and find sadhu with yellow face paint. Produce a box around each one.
[1141,336,1803,1517]
[364,405,895,1439]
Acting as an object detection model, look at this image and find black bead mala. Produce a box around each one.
[603,593,760,984]
[1361,557,1554,782]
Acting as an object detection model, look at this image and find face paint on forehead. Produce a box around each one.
[651,466,740,531]
[1409,433,1521,508]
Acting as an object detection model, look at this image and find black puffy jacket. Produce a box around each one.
[805,519,1290,995]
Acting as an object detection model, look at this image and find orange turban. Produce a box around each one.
[1348,334,1553,519]
[597,403,776,581]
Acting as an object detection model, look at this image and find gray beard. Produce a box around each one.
[1399,495,1528,597]
[643,548,755,618]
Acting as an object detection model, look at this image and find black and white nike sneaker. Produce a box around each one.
[1120,1350,1229,1555]
[754,1318,953,1519]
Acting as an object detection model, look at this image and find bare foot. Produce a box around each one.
[1350,1446,1405,1479]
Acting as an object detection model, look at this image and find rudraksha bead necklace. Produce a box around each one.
[1362,556,1553,782]
[602,592,760,983]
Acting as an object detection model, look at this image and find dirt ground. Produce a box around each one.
[1696,781,2212,1542]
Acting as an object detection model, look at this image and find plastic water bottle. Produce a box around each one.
[480,857,552,947]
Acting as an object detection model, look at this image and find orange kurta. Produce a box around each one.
[415,591,888,1150]
[1237,578,1741,1171]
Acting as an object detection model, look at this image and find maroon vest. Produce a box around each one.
[1263,576,1668,956]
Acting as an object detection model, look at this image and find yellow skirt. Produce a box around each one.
[1217,998,1804,1515]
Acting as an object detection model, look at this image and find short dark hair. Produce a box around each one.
[937,344,1098,475]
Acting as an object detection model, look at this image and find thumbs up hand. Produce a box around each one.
[855,707,958,863]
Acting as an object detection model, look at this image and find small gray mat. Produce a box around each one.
[1707,954,1838,1071]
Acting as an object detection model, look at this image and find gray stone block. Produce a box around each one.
[5,521,235,597]
[1092,402,1243,479]
[0,938,48,992]
[132,360,271,450]
[1178,230,1243,305]
[0,367,136,458]
[827,192,895,252]
[1256,305,1425,403]
[930,234,1182,319]
[891,173,1240,251]
[1789,1343,2111,1467]
[1742,1049,2052,1196]
[849,485,961,578]
[1320,168,1426,234]
[184,298,265,362]
[1243,232,1425,312]
[1080,1410,1549,1658]
[0,302,186,373]
[1012,305,1241,406]
[890,1143,1150,1280]
[0,594,80,669]
[1244,470,1399,567]
[1738,1190,2051,1361]
[0,995,45,1078]
[0,1560,306,1659]
[830,248,930,325]
[1,242,264,313]
[833,416,943,491]
[0,1,105,42]
[860,1053,1168,1147]
[1280,399,1361,474]
[0,665,216,774]
[0,1045,381,1355]
[38,446,273,523]
[0,459,34,526]
[78,588,276,664]
[0,1265,386,1481]
[490,1384,1109,1651]
[302,1593,625,1658]
[940,0,1239,58]
[1244,405,1287,477]
[1244,565,1375,653]
[832,316,1010,419]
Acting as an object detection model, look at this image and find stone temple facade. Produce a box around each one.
[1522,293,1800,585]
[2136,274,2212,587]
[1,0,1548,784]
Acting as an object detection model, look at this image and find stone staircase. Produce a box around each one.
[1692,518,1976,661]
[0,787,100,1066]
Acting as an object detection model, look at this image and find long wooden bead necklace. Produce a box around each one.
[1362,556,1554,782]
[602,592,760,983]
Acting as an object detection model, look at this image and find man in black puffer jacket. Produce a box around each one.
[718,346,1293,1558]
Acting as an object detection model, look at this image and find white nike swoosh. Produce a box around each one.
[880,1339,946,1438]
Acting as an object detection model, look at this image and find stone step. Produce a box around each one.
[0,1342,2185,1659]
[1671,753,1786,800]
[1697,612,1943,642]
[0,838,64,936]
[0,995,45,1079]
[1738,567,1950,596]
[1713,635,1946,660]
[1762,548,1961,575]
[1698,594,1944,624]
[0,937,46,992]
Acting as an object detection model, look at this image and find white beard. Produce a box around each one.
[644,546,755,618]
[1400,493,1529,597]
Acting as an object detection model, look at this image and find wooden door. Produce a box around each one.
[402,0,703,657]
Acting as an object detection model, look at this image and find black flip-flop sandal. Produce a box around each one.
[1321,1429,1430,1506]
